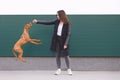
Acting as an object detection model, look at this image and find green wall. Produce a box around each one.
[0,15,120,56]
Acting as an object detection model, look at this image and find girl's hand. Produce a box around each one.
[32,19,37,23]
[64,45,67,49]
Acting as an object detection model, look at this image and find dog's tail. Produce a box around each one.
[12,49,18,61]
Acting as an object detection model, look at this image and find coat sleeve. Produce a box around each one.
[64,24,71,45]
[36,19,56,25]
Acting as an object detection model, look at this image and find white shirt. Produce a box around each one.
[57,22,63,36]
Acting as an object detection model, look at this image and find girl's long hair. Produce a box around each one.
[57,10,70,25]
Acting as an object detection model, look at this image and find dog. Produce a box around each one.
[12,22,41,62]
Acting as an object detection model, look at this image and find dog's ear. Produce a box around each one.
[27,22,32,27]
[24,24,29,29]
[28,22,32,26]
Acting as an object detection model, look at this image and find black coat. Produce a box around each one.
[36,19,71,52]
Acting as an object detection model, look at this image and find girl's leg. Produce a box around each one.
[65,55,72,75]
[65,56,70,69]
[56,52,61,68]
[55,37,62,75]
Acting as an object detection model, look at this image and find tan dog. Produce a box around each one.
[12,22,41,62]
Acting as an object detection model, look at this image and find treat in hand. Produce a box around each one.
[32,19,37,23]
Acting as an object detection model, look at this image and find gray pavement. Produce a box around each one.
[0,71,120,80]
[0,57,120,71]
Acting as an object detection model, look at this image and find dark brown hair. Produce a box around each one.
[57,10,70,25]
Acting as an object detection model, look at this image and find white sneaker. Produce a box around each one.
[55,69,61,75]
[67,69,72,75]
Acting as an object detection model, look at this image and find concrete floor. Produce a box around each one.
[0,57,120,71]
[0,71,120,80]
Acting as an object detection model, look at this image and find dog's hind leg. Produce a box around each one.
[18,48,26,62]
[12,49,19,61]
